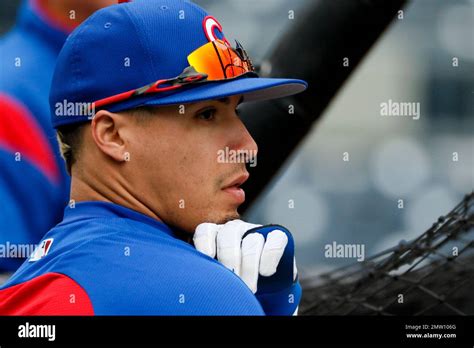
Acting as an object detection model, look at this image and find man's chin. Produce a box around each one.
[169,209,241,235]
[204,210,240,225]
[219,213,240,224]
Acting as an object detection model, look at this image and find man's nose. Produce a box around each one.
[229,116,258,157]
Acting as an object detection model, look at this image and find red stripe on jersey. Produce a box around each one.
[0,273,94,315]
[0,93,60,183]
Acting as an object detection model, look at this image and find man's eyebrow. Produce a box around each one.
[190,97,244,113]
[216,96,244,105]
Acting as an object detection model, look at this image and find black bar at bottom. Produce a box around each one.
[0,316,472,346]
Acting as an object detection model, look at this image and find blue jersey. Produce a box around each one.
[0,0,71,271]
[0,202,265,315]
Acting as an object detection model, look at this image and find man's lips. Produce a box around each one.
[222,173,250,190]
[221,173,249,204]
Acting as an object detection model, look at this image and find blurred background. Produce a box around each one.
[198,0,474,275]
[1,0,473,276]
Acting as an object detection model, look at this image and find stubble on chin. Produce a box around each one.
[204,210,240,225]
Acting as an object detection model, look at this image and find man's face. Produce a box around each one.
[122,95,258,232]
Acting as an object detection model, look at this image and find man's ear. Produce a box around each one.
[90,110,128,162]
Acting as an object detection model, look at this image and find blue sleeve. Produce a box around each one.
[0,148,67,271]
[256,281,302,316]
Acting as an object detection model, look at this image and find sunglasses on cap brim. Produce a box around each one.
[91,39,256,111]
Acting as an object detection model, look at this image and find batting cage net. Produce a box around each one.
[300,192,474,316]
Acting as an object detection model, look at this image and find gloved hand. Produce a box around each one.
[193,220,301,315]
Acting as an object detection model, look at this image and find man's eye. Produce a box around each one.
[197,109,216,121]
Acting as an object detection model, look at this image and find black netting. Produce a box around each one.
[300,192,474,316]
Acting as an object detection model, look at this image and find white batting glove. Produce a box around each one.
[193,220,298,294]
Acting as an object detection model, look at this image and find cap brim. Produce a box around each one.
[105,76,308,114]
[146,76,307,106]
[52,76,308,128]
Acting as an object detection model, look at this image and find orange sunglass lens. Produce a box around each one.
[188,41,226,80]
[188,40,249,80]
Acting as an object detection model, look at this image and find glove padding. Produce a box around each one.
[193,220,300,315]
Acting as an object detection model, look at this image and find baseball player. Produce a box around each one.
[0,0,307,315]
[0,0,115,272]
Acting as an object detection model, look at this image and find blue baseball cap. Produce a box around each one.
[50,0,308,128]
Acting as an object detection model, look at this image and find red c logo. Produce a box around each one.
[202,15,230,46]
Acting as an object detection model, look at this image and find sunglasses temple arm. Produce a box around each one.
[92,79,168,110]
[90,71,206,112]
[93,89,138,109]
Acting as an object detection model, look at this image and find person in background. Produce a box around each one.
[0,0,116,272]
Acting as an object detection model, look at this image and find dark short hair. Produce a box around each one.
[56,122,87,176]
